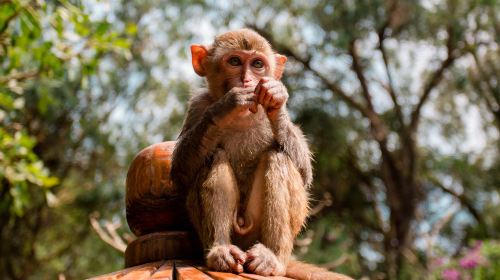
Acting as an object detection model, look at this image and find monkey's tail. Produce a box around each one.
[285,260,353,280]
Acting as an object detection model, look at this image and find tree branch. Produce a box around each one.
[377,26,405,127]
[470,50,500,106]
[425,205,458,261]
[346,148,389,234]
[409,27,458,131]
[0,70,39,84]
[469,63,500,119]
[89,213,128,252]
[309,192,333,216]
[349,39,375,112]
[319,255,349,270]
[429,175,483,226]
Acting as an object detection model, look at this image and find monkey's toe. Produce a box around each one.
[245,243,286,276]
[229,245,247,264]
[207,245,246,273]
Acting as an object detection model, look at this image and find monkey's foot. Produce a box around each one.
[245,243,286,276]
[206,244,247,274]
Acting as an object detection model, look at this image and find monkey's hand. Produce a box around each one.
[244,243,286,276]
[206,245,247,274]
[253,77,288,121]
[211,87,256,127]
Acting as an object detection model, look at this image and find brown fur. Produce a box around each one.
[287,261,353,280]
[171,29,348,279]
[208,29,275,66]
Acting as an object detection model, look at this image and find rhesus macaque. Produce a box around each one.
[171,29,351,280]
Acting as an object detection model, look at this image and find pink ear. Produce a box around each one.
[274,54,287,80]
[191,45,208,77]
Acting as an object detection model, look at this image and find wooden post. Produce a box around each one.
[124,141,202,267]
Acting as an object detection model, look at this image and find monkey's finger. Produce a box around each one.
[268,99,279,109]
[263,76,271,82]
[245,252,256,261]
[254,83,261,95]
[229,247,247,264]
[234,263,244,274]
[261,80,278,91]
[221,254,239,271]
[254,80,264,100]
[257,86,268,105]
[261,81,284,100]
[228,259,242,273]
[249,105,258,113]
[256,79,268,101]
[249,96,259,113]
[253,260,270,275]
[245,259,262,272]
[262,92,273,108]
[259,77,270,85]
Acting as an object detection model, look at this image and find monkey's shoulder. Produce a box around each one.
[187,90,214,111]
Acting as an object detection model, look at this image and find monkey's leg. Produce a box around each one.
[186,149,246,273]
[245,151,309,276]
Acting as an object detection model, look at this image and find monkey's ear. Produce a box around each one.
[191,44,209,77]
[274,54,287,80]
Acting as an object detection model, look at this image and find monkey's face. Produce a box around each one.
[218,50,272,93]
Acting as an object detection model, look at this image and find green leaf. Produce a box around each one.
[0,93,15,110]
[96,21,111,36]
[42,176,59,188]
[112,38,130,49]
[125,23,137,35]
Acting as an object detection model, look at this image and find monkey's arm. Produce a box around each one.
[270,108,313,188]
[255,78,313,187]
[171,88,256,188]
[171,92,222,189]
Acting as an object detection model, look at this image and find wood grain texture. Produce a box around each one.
[126,141,193,236]
[88,260,304,280]
[203,271,250,280]
[240,273,294,280]
[87,261,164,280]
[176,264,214,280]
[151,261,174,280]
[125,231,203,267]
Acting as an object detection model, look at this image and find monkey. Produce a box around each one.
[171,28,352,280]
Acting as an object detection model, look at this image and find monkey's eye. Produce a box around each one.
[252,59,264,68]
[228,57,242,66]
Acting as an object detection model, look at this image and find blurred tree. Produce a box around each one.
[0,0,134,278]
[1,0,499,279]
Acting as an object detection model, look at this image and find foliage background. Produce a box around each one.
[0,0,499,279]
